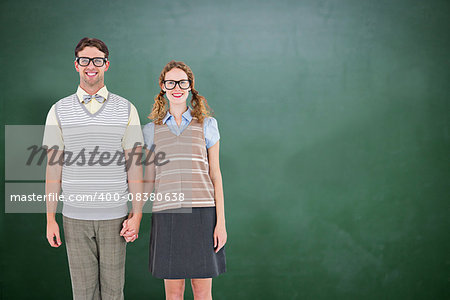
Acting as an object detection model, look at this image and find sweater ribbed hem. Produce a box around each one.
[62,203,128,220]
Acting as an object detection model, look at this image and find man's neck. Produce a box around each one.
[79,83,105,95]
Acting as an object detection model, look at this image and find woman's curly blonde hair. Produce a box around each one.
[149,60,212,124]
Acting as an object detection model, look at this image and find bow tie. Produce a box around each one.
[83,94,105,104]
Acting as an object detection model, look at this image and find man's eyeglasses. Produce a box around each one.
[76,57,107,67]
[163,80,191,90]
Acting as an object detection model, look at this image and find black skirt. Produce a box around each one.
[149,207,226,279]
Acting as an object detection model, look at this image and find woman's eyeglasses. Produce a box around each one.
[163,80,191,90]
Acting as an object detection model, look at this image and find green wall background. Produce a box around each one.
[1,0,449,299]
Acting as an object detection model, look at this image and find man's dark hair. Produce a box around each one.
[75,37,109,58]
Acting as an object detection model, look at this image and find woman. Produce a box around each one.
[125,60,227,300]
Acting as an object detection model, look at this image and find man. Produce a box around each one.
[43,37,143,300]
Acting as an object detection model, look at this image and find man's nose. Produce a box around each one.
[85,60,96,68]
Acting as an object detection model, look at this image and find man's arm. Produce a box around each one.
[45,149,63,247]
[120,146,144,242]
[119,102,145,242]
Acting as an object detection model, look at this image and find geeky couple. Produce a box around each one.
[43,37,227,300]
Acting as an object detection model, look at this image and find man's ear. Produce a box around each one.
[74,60,79,72]
[104,60,110,72]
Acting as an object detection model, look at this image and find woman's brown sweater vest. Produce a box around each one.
[152,118,215,212]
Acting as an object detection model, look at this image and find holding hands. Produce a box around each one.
[120,214,142,243]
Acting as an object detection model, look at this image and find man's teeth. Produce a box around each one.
[87,72,97,76]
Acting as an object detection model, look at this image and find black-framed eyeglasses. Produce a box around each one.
[76,57,108,67]
[163,80,191,90]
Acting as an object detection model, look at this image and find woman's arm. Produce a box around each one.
[143,149,156,198]
[208,141,227,252]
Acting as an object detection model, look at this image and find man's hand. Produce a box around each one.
[47,220,62,247]
[120,215,142,243]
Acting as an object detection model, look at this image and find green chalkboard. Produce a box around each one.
[1,0,449,299]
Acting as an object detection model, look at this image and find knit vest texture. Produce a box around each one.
[152,118,215,212]
[55,93,130,220]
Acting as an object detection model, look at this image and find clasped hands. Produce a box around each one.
[120,214,142,243]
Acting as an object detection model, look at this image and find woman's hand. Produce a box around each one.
[120,214,142,243]
[213,222,227,253]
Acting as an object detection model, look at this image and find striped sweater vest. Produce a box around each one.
[55,93,130,220]
[152,118,215,212]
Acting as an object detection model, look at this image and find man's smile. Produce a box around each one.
[85,71,98,78]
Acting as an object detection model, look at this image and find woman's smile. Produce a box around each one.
[171,92,184,98]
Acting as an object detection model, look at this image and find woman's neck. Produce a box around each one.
[169,104,188,126]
